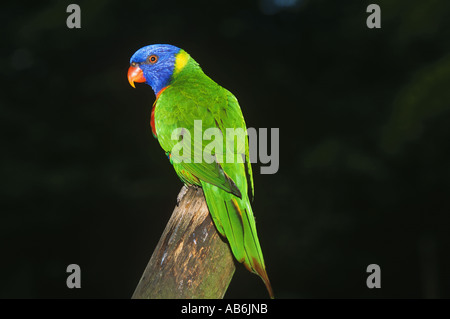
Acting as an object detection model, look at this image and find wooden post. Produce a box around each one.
[132,186,236,299]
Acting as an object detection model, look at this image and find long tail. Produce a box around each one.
[201,181,274,298]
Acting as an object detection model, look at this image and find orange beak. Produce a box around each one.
[127,65,146,88]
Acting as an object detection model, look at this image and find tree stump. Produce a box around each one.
[132,186,236,299]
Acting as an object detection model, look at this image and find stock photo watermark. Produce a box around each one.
[66,264,81,288]
[168,120,279,174]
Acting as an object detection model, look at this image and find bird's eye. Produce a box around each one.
[148,55,158,64]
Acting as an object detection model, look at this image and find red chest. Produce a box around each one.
[151,86,170,138]
[150,104,157,137]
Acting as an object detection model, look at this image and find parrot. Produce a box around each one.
[127,44,273,298]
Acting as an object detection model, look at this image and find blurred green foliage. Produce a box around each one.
[1,0,449,298]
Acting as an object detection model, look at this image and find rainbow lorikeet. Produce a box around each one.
[127,44,273,298]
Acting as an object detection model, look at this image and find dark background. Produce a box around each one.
[1,0,450,298]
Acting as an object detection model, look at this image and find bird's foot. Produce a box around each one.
[177,185,189,206]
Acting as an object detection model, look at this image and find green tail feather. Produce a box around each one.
[201,181,274,298]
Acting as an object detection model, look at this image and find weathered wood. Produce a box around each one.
[132,186,236,299]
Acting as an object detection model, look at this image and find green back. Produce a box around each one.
[154,55,254,197]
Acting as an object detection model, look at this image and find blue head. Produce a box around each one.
[128,44,182,94]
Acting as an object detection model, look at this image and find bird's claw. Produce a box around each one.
[177,185,189,206]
